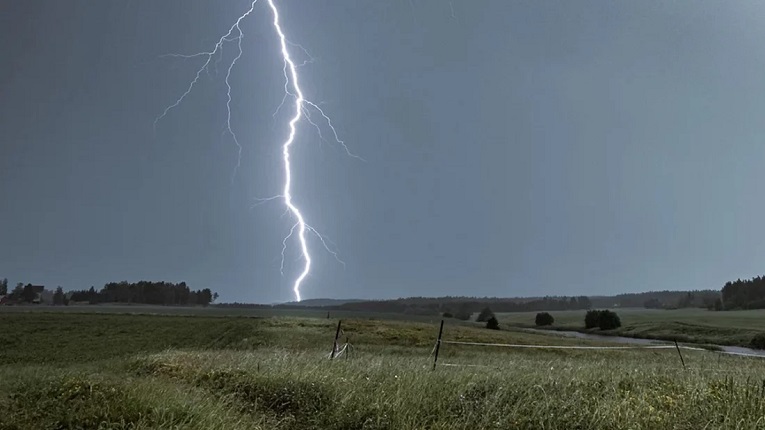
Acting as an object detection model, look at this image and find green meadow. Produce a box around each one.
[1,310,765,429]
[498,307,765,347]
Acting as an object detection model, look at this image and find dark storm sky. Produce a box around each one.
[2,1,765,303]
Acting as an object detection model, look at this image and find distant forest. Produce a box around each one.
[589,290,721,310]
[1,279,217,307]
[7,274,765,312]
[321,291,724,316]
[721,276,765,310]
[70,281,217,306]
[329,296,593,316]
[315,281,765,315]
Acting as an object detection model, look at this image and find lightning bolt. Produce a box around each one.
[154,2,256,183]
[266,0,314,303]
[156,0,355,302]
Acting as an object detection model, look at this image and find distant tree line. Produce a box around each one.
[590,290,720,310]
[721,276,765,310]
[4,282,46,304]
[332,296,594,316]
[1,278,217,307]
[68,281,218,306]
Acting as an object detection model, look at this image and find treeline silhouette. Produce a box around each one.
[68,281,217,306]
[213,291,728,315]
[589,290,720,309]
[329,296,594,315]
[327,292,729,315]
[722,276,765,310]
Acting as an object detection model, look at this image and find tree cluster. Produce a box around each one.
[53,287,66,305]
[584,310,621,330]
[68,281,218,306]
[721,276,765,310]
[5,283,43,303]
[1,277,218,307]
[590,290,719,309]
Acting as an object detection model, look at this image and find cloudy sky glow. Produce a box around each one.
[2,0,765,303]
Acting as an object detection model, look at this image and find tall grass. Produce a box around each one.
[2,312,765,429]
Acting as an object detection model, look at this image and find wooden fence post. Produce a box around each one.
[330,320,342,359]
[674,340,686,369]
[432,320,444,370]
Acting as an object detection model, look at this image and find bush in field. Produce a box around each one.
[454,310,472,321]
[585,310,621,330]
[585,310,600,329]
[751,333,765,350]
[535,312,554,326]
[598,310,621,330]
[486,317,499,330]
[476,307,495,322]
[453,303,472,321]
[442,312,453,318]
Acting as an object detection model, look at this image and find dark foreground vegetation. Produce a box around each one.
[1,311,765,429]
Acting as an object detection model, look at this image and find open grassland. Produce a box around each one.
[2,312,765,429]
[498,307,765,347]
[0,303,436,321]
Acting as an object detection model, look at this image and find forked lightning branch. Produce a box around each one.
[155,0,355,302]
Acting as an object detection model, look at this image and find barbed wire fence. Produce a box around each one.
[428,319,765,372]
[327,320,353,360]
[323,319,765,375]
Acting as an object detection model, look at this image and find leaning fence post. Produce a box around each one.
[674,340,686,369]
[330,320,342,359]
[432,320,445,370]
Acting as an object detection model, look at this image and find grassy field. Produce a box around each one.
[2,311,765,429]
[498,307,765,348]
[0,303,404,318]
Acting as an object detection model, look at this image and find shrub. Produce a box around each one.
[751,333,765,350]
[454,310,471,321]
[476,307,495,322]
[584,310,621,330]
[535,312,554,326]
[584,310,601,329]
[486,317,499,330]
[454,303,472,321]
[598,310,621,330]
[442,312,453,318]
